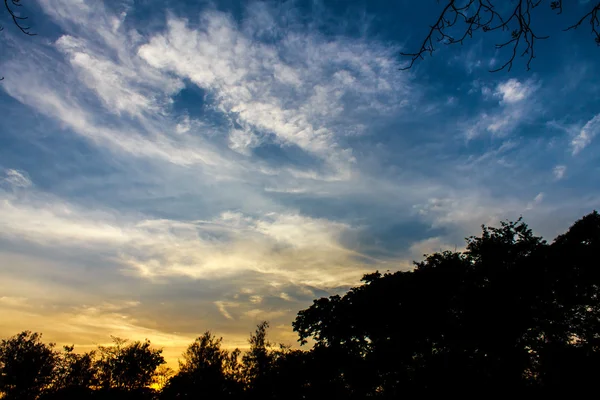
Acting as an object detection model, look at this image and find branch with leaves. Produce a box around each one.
[401,0,600,72]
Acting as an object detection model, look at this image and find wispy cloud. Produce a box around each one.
[526,192,545,211]
[0,183,371,288]
[572,114,600,155]
[495,78,534,104]
[553,165,567,180]
[465,78,538,139]
[137,7,409,179]
[2,169,32,188]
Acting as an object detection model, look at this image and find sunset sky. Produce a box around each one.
[1,0,599,365]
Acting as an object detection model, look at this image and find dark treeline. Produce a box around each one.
[1,211,599,399]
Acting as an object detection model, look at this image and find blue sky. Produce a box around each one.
[0,0,599,362]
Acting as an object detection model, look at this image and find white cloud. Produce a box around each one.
[1,60,233,170]
[465,108,526,139]
[553,165,567,180]
[2,169,32,188]
[137,9,408,180]
[244,308,288,320]
[279,292,292,301]
[465,79,538,139]
[0,185,371,288]
[0,296,29,307]
[214,301,234,320]
[409,237,456,259]
[38,0,183,117]
[56,35,181,116]
[526,192,545,211]
[415,189,548,233]
[495,79,532,104]
[572,114,600,155]
[2,0,411,188]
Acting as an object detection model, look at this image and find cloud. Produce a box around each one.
[214,301,234,320]
[526,192,545,211]
[0,184,372,288]
[2,169,32,188]
[1,61,233,170]
[0,295,197,365]
[409,237,457,259]
[495,79,533,104]
[0,296,29,307]
[465,81,539,140]
[414,189,549,235]
[244,308,288,321]
[137,8,409,180]
[553,165,567,180]
[572,114,600,155]
[55,34,182,117]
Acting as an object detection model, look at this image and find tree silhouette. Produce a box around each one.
[153,366,174,391]
[401,0,600,72]
[0,331,57,400]
[241,321,274,396]
[294,211,600,394]
[48,345,97,398]
[95,336,164,393]
[161,331,242,399]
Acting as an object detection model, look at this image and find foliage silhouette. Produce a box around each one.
[95,337,165,392]
[0,331,56,399]
[161,331,242,399]
[294,211,600,394]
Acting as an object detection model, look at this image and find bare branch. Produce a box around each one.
[3,0,36,36]
[565,2,600,47]
[399,0,457,71]
[401,0,600,72]
[1,0,36,80]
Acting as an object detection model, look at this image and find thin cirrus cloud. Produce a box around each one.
[572,114,600,155]
[553,165,567,180]
[1,169,32,188]
[0,175,372,288]
[0,0,598,356]
[464,78,539,139]
[136,9,408,179]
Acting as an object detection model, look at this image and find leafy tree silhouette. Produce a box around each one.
[44,345,97,398]
[0,331,57,400]
[95,336,164,397]
[294,211,600,394]
[161,331,242,399]
[241,321,274,397]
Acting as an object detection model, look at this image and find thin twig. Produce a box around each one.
[564,2,600,46]
[400,0,599,72]
[3,0,36,36]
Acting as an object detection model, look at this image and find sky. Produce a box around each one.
[0,0,599,365]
